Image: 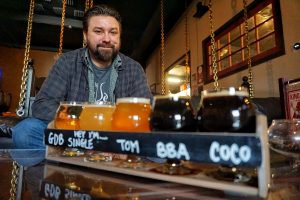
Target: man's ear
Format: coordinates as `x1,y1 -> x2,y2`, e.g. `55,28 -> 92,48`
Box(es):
83,32 -> 87,43
83,32 -> 87,47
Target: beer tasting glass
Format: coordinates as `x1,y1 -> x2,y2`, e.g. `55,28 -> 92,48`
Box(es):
197,87 -> 256,183
54,101 -> 84,157
80,101 -> 116,162
150,95 -> 197,175
197,87 -> 256,132
112,97 -> 151,132
80,101 -> 115,131
150,95 -> 197,132
268,119 -> 300,175
111,97 -> 151,168
54,101 -> 83,130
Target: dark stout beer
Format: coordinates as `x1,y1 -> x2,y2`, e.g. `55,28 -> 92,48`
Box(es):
150,95 -> 197,132
197,88 -> 256,132
150,95 -> 197,175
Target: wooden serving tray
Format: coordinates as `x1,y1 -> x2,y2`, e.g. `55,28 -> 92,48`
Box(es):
45,114 -> 270,198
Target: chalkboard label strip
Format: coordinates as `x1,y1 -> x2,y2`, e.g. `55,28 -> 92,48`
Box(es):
45,129 -> 262,167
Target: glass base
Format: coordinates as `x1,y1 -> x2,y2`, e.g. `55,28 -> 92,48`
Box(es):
84,152 -> 113,162
271,159 -> 300,178
61,148 -> 85,157
153,160 -> 194,175
270,147 -> 300,178
206,166 -> 254,184
118,156 -> 144,169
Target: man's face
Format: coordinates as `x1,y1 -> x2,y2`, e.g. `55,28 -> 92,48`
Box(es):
84,15 -> 121,65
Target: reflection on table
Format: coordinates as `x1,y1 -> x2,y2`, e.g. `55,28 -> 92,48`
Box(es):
0,149 -> 300,199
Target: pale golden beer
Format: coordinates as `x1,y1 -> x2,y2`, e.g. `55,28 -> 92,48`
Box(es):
111,97 -> 151,132
54,101 -> 84,157
80,102 -> 115,131
54,101 -> 83,130
80,102 -> 116,162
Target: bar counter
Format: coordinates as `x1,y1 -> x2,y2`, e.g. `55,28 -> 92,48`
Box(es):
0,149 -> 299,199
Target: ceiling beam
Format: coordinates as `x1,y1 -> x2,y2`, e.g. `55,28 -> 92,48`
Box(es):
13,14 -> 82,29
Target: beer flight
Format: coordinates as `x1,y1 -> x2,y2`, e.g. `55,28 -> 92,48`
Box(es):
54,87 -> 255,133
52,87 -> 257,176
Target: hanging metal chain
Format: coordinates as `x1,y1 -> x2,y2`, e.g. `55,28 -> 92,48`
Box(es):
243,0 -> 254,98
9,161 -> 20,200
83,0 -> 93,47
85,0 -> 89,12
208,0 -> 219,90
85,0 -> 90,12
58,0 -> 67,56
184,4 -> 189,96
160,0 -> 166,95
16,0 -> 35,117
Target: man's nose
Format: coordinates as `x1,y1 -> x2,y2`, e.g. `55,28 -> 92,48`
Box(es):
102,32 -> 110,42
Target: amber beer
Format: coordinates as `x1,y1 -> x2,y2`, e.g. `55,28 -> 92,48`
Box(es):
197,87 -> 256,132
80,102 -> 115,131
111,97 -> 151,132
54,101 -> 83,130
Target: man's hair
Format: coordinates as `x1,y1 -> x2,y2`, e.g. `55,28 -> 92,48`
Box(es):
83,4 -> 122,32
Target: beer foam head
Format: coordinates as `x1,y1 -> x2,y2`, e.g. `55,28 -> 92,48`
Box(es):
202,87 -> 249,97
83,101 -> 115,108
59,101 -> 84,106
153,95 -> 190,109
116,97 -> 150,104
154,95 -> 190,101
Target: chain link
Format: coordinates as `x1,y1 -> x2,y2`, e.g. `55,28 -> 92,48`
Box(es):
160,0 -> 166,95
58,0 -> 67,56
16,0 -> 35,117
85,0 -> 89,12
85,0 -> 90,12
9,161 -> 19,200
243,0 -> 254,98
208,0 -> 219,90
83,0 -> 93,47
83,0 -> 89,47
184,8 -> 189,96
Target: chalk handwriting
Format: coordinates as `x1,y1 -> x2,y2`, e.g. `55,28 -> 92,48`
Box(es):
116,139 -> 140,153
74,130 -> 86,138
209,141 -> 251,165
65,189 -> 91,200
68,138 -> 93,149
48,132 -> 64,146
88,131 -> 108,140
44,183 -> 61,200
156,142 -> 190,160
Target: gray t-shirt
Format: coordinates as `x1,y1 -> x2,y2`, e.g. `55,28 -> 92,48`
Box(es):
92,64 -> 112,102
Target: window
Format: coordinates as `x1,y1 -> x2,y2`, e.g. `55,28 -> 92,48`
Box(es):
165,53 -> 191,96
202,0 -> 284,83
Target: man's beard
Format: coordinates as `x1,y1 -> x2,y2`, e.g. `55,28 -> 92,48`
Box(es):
88,41 -> 119,62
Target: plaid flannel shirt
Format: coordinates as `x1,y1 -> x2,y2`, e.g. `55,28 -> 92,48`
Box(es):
32,48 -> 152,122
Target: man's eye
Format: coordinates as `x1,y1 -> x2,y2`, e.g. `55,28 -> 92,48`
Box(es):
94,30 -> 103,34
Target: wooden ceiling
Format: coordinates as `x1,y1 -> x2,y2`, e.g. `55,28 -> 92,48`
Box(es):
0,0 -> 192,66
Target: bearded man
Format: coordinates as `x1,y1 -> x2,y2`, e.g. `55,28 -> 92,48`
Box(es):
12,4 -> 152,149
